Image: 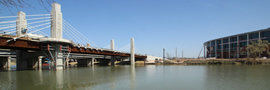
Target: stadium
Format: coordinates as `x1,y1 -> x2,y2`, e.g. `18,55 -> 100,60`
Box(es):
204,28 -> 270,59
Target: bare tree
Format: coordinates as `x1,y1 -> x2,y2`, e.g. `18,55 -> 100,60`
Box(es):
0,0 -> 55,14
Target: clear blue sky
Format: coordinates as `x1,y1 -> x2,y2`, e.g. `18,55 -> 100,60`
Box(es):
1,0 -> 270,58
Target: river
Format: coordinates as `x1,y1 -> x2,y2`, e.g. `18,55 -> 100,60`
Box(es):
0,65 -> 270,90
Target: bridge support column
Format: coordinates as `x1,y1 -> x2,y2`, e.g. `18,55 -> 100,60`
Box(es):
6,56 -> 11,68
55,51 -> 64,70
91,58 -> 95,66
0,57 -> 6,68
16,50 -> 27,70
38,56 -> 44,70
7,56 -> 11,68
111,56 -> 115,66
130,38 -> 135,65
0,56 -> 11,68
16,50 -> 44,70
66,59 -> 69,68
77,59 -> 91,67
99,59 -> 110,65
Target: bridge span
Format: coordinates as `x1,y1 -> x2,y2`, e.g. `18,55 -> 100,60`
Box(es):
0,3 -> 147,70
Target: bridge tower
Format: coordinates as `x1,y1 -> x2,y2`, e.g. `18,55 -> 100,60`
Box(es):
130,38 -> 135,65
50,3 -> 64,70
16,11 -> 27,37
111,40 -> 115,50
110,39 -> 115,65
51,3 -> 63,39
16,11 -> 41,70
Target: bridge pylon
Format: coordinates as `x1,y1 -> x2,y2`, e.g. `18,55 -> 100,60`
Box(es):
130,38 -> 135,65
111,39 -> 115,51
16,11 -> 27,37
50,3 -> 64,70
51,3 -> 63,39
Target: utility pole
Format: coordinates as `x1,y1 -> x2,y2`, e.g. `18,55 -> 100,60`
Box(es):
182,50 -> 183,59
175,47 -> 177,60
167,52 -> 170,59
163,48 -> 165,61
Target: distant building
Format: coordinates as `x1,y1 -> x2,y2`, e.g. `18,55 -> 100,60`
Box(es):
146,55 -> 163,60
145,55 -> 163,63
204,28 -> 270,59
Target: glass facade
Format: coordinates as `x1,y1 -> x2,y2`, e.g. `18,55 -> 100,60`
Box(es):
217,40 -> 221,50
239,35 -> 247,40
223,44 -> 229,52
205,28 -> 270,59
230,43 -> 237,51
249,33 -> 259,39
223,38 -> 229,43
261,31 -> 270,38
261,31 -> 270,42
230,37 -> 237,42
211,41 -> 215,46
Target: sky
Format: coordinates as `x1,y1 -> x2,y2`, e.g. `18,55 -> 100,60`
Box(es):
1,0 -> 270,58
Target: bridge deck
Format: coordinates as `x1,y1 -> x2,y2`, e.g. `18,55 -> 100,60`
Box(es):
0,36 -> 147,58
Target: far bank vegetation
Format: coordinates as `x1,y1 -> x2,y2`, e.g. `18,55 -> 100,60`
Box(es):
242,40 -> 270,64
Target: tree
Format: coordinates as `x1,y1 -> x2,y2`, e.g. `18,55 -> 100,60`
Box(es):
246,40 -> 270,60
0,0 -> 55,14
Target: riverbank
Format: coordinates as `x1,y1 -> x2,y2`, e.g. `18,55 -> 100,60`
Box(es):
64,59 -> 270,66
162,58 -> 270,65
9,58 -> 270,67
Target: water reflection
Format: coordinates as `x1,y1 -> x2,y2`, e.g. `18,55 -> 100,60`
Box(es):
0,71 -> 13,89
204,65 -> 270,90
146,65 -> 156,77
38,70 -> 43,85
0,65 -> 270,89
130,65 -> 136,90
56,71 -> 64,89
110,66 -> 116,90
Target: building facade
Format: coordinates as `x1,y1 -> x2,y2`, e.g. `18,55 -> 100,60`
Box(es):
204,28 -> 270,59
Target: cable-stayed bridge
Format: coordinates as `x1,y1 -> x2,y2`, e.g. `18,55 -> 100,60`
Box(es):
0,3 -> 146,70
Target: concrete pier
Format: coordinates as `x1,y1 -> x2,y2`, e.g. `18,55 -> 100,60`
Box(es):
7,56 -> 11,68
77,58 -> 92,67
16,50 -> 28,70
91,58 -> 95,66
111,56 -> 115,65
38,56 -> 44,70
99,59 -> 110,65
16,50 -> 45,70
0,56 -> 11,68
54,47 -> 64,70
66,59 -> 69,68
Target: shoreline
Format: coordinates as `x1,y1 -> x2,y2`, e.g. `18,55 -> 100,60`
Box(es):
9,59 -> 270,67
161,59 -> 270,65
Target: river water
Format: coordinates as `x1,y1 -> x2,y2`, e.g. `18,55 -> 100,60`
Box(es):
0,65 -> 270,90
